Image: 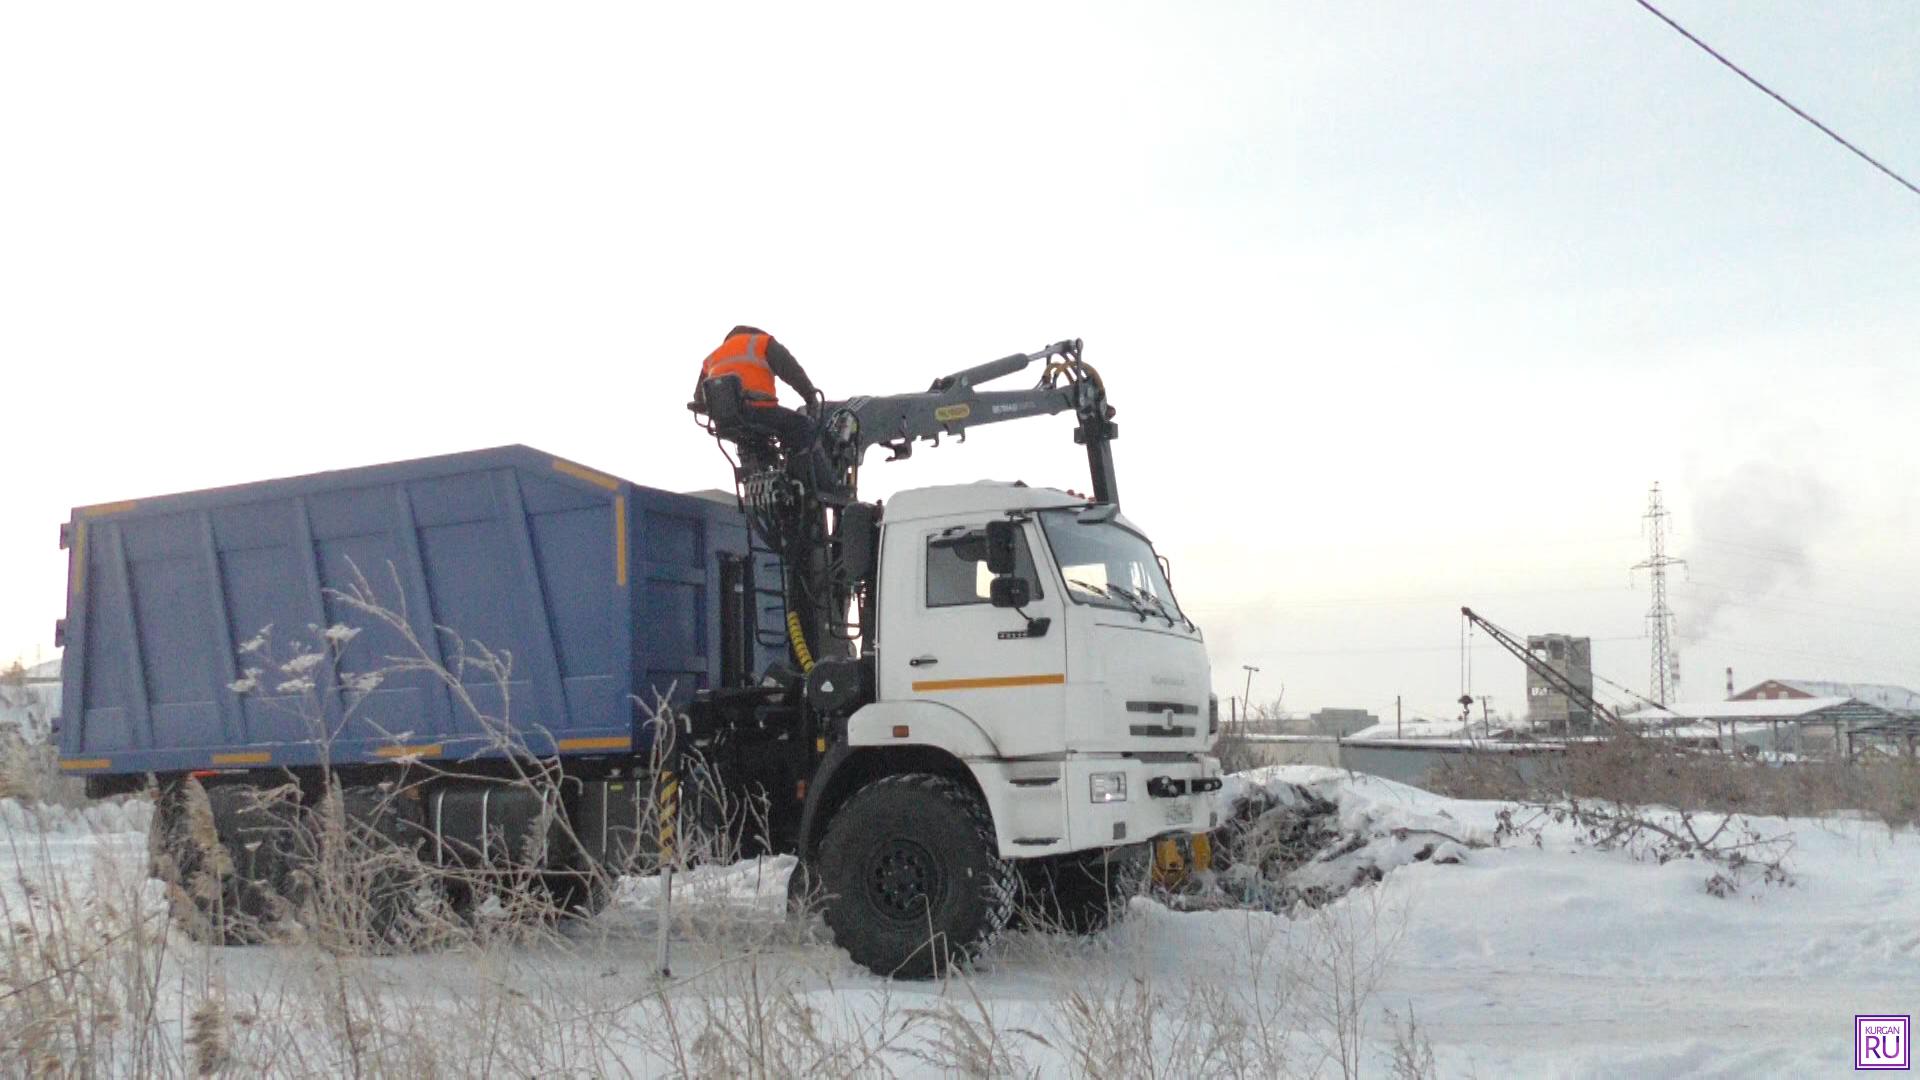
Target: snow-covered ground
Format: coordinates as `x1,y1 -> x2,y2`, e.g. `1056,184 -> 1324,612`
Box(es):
1231,768 -> 1919,1077
2,770 -> 1913,1077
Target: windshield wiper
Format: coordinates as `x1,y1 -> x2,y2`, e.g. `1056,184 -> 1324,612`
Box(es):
1113,584 -> 1177,627
1066,577 -> 1112,599
1069,577 -> 1150,620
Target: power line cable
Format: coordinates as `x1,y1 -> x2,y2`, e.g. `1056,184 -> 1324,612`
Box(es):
1249,635 -> 1647,658
1688,632 -> 1919,676
1684,537 -> 1920,591
1678,582 -> 1920,634
1689,535 -> 1826,562
1632,0 -> 1920,199
1183,582 -> 1634,614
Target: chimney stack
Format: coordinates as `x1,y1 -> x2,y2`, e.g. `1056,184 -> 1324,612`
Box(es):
1725,666 -> 1734,698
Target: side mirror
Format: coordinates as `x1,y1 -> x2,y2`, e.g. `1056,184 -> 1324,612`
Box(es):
989,575 -> 1031,609
985,520 -> 1018,575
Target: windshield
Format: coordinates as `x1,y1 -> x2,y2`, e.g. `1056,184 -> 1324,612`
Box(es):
1038,507 -> 1184,623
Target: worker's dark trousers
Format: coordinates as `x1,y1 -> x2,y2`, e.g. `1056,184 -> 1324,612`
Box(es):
744,405 -> 815,448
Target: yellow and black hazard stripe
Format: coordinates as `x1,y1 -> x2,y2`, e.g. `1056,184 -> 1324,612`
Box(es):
657,768 -> 679,864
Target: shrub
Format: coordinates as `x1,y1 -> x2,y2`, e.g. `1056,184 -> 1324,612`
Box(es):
1428,734 -> 1920,829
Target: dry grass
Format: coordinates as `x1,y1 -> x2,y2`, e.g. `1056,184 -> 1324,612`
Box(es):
0,803 -> 1439,1078
1427,734 -> 1811,896
1428,733 -> 1920,829
4,566 -> 1438,1076
0,812 -> 178,1074
0,728 -> 83,807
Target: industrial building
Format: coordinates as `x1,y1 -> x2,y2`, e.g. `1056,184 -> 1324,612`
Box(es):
1525,633 -> 1595,735
1731,679 -> 1920,716
1310,707 -> 1378,739
0,657 -> 61,737
1622,696 -> 1914,758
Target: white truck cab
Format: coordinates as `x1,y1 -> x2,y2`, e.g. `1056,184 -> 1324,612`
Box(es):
847,481 -> 1220,858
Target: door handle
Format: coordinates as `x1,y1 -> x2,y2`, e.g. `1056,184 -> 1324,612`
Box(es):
909,655 -> 939,667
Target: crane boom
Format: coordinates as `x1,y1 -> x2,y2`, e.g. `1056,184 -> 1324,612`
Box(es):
1461,607 -> 1624,732
820,338 -> 1119,504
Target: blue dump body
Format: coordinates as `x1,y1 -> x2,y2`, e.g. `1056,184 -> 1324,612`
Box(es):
57,446 -> 780,778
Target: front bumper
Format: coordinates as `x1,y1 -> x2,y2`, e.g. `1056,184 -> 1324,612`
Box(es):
970,753 -> 1222,860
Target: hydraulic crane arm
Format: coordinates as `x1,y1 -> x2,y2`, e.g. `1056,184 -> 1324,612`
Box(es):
698,335 -> 1120,678
819,338 -> 1121,504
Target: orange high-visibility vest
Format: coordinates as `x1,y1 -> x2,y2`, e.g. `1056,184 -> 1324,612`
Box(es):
700,332 -> 779,407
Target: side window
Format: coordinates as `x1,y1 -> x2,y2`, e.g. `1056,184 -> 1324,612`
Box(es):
925,525 -> 1044,608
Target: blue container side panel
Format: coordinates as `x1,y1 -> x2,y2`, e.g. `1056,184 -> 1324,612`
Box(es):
74,519 -> 141,756
406,474 -> 536,739
518,470 -> 624,740
214,502 -> 313,748
123,517 -> 225,755
631,491 -> 712,713
60,447 -> 673,775
526,489 -> 621,730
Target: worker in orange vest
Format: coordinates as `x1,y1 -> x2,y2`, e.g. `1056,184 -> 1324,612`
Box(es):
692,325 -> 821,445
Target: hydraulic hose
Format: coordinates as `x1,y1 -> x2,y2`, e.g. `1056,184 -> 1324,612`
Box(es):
786,610 -> 816,674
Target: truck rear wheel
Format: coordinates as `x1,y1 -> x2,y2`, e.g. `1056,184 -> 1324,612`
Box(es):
152,778 -> 235,944
816,773 -> 1016,979
313,785 -> 434,951
152,779 -> 295,945
540,865 -> 614,920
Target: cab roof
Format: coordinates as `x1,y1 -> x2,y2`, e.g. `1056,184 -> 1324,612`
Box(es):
881,481 -> 1086,523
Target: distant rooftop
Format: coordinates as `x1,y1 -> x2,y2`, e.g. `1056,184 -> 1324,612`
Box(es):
1349,714 -> 1524,741
1624,696 -> 1898,725
2,657 -> 60,683
1733,679 -> 1920,715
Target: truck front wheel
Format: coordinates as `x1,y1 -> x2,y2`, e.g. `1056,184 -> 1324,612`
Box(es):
816,773 -> 1016,979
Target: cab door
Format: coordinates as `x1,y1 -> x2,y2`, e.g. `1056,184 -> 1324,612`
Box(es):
877,515 -> 1067,758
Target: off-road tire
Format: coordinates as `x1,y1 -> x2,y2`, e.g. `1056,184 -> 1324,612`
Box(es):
816,773 -> 1016,979
541,866 -> 614,920
209,784 -> 301,941
439,877 -> 480,923
1016,844 -> 1149,935
320,784 -> 433,950
152,778 -> 230,944
152,778 -> 293,945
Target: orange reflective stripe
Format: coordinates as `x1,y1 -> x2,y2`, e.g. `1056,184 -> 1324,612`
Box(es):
911,673 -> 1067,692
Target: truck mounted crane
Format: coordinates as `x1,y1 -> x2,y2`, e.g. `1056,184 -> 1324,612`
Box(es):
687,338 -> 1220,977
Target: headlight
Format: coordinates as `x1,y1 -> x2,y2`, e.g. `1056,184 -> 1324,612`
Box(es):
1089,771 -> 1127,803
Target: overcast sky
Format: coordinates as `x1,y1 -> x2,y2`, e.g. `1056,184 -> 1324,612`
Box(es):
3,2 -> 1915,721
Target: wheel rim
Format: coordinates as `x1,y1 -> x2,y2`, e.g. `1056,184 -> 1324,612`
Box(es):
865,837 -> 941,921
